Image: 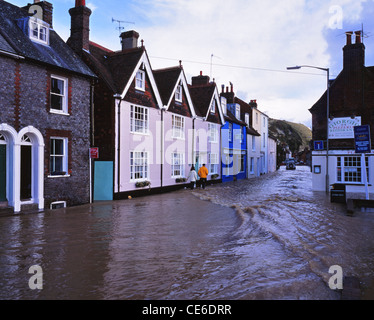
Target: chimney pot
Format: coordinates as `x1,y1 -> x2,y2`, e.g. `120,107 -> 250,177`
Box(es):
75,0 -> 86,6
355,31 -> 362,44
345,31 -> 353,45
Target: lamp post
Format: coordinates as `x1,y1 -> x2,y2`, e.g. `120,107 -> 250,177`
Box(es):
287,65 -> 330,193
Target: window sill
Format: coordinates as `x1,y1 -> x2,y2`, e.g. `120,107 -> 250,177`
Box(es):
48,175 -> 70,178
335,183 -> 372,186
130,131 -> 150,136
50,110 -> 69,116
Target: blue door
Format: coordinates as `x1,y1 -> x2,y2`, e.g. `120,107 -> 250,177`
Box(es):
94,161 -> 113,201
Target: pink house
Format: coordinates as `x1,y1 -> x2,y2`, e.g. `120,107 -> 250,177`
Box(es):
189,72 -> 225,182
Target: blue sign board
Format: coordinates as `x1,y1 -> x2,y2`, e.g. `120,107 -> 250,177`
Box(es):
314,140 -> 324,150
354,125 -> 371,153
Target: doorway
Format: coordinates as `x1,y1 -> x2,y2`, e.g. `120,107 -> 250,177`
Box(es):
0,145 -> 6,201
21,145 -> 32,200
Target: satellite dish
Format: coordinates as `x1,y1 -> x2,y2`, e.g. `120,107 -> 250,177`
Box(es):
29,5 -> 43,20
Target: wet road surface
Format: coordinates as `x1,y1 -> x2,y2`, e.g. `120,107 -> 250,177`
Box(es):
1,166 -> 374,300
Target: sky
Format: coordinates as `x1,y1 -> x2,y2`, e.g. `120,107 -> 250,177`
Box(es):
8,0 -> 374,127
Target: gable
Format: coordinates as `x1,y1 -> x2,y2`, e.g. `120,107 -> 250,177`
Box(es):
206,90 -> 224,125
119,50 -> 163,108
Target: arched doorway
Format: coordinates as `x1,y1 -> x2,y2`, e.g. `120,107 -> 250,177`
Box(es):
0,124 -> 17,209
0,133 -> 7,202
20,134 -> 32,200
17,127 -> 45,211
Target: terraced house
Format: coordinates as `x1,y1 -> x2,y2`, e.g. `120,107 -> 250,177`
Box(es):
67,1 -> 225,200
0,0 -> 95,212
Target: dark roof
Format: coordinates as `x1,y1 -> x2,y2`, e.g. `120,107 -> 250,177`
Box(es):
153,66 -> 182,105
225,109 -> 247,126
0,1 -> 95,78
188,83 -> 216,118
86,42 -> 144,94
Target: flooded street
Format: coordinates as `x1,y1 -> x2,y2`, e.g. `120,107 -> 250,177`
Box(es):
1,166 -> 374,300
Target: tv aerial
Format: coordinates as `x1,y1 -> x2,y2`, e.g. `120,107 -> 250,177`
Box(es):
112,18 -> 135,35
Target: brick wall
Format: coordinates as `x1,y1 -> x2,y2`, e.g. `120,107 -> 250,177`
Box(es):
0,55 -> 92,209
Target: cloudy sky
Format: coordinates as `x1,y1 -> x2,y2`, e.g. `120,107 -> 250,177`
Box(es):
8,0 -> 374,127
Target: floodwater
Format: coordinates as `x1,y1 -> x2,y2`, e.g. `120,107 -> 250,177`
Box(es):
1,166 -> 374,300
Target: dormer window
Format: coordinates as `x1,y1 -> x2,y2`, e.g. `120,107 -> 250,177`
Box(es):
29,17 -> 49,45
235,104 -> 240,119
245,113 -> 250,126
175,82 -> 182,102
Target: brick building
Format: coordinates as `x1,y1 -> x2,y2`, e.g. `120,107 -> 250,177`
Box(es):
0,0 -> 95,212
309,31 -> 374,199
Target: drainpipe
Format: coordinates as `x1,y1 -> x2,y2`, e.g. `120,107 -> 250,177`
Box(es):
192,116 -> 197,166
114,94 -> 122,194
89,81 -> 94,204
160,106 -> 167,187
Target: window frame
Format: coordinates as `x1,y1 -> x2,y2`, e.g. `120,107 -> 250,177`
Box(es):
221,97 -> 227,115
171,152 -> 185,178
135,70 -> 145,91
175,83 -> 182,103
211,99 -> 216,114
130,104 -> 149,135
49,137 -> 68,177
29,17 -> 49,45
172,114 -> 185,140
337,156 -> 369,184
130,151 -> 149,182
245,113 -> 250,126
50,75 -> 68,115
209,153 -> 219,175
208,123 -> 218,143
235,105 -> 240,119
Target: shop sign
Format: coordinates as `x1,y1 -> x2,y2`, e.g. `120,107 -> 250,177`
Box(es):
328,117 -> 361,139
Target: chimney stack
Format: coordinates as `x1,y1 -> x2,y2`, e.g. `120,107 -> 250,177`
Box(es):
191,72 -> 210,86
67,1 -> 92,53
343,30 -> 365,71
25,1 -> 53,27
120,30 -> 139,50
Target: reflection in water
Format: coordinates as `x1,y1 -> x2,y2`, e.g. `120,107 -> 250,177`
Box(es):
0,166 -> 373,299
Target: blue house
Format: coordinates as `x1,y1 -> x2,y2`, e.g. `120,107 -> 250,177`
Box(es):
220,91 -> 247,182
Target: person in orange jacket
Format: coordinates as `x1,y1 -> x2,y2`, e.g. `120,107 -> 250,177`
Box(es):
198,164 -> 209,189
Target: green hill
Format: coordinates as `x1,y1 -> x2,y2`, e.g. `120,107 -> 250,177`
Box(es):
269,119 -> 312,154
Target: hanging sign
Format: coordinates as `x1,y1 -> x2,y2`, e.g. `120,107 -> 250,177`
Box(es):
89,147 -> 99,159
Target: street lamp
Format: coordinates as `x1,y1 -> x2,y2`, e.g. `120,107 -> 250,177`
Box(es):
287,65 -> 330,193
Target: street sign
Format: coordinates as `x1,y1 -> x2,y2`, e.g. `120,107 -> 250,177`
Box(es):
90,147 -> 99,159
314,140 -> 324,150
354,125 -> 371,154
